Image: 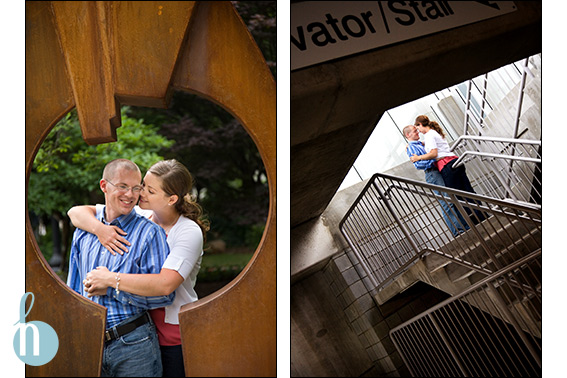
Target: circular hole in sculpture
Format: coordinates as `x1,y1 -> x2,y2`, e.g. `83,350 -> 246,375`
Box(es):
27,91 -> 268,298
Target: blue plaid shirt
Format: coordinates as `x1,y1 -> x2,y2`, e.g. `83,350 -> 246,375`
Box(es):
67,206 -> 174,329
407,140 -> 436,170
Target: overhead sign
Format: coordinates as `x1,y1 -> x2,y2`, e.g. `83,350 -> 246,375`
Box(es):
291,1 -> 517,71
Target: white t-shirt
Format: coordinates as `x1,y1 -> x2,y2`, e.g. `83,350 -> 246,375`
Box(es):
96,204 -> 203,324
423,129 -> 455,159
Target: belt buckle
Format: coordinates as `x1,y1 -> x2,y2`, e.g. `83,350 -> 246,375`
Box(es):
105,327 -> 119,342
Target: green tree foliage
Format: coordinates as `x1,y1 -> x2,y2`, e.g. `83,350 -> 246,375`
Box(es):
29,108 -> 174,217
233,1 -> 277,77
156,97 -> 269,247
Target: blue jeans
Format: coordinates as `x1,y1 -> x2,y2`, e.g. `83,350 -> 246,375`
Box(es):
425,169 -> 469,236
101,314 -> 162,377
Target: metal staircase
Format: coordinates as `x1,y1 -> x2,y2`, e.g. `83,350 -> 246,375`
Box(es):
340,172 -> 541,295
339,55 -> 541,376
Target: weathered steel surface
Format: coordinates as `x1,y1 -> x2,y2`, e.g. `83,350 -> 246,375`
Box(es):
26,2 -> 106,376
26,1 -> 276,376
173,3 -> 277,376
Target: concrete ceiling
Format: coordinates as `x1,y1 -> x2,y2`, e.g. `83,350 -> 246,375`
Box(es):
290,1 -> 541,228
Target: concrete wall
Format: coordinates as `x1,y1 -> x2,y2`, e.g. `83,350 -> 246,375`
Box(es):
291,172 -> 451,377
291,263 -> 375,377
291,244 -> 451,377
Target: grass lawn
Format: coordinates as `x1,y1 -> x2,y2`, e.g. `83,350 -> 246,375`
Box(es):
201,252 -> 254,268
198,251 -> 254,282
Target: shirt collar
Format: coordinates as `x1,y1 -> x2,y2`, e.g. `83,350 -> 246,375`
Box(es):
99,206 -> 137,228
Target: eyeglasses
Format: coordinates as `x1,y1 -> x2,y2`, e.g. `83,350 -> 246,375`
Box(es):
106,180 -> 143,194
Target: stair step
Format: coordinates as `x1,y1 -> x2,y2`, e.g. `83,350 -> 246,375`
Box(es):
423,252 -> 451,272
436,215 -> 540,276
445,261 -> 477,282
468,271 -> 489,286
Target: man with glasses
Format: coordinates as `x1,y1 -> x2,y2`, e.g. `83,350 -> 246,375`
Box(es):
67,159 -> 174,377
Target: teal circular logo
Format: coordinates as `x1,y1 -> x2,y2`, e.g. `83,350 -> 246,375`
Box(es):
13,293 -> 59,366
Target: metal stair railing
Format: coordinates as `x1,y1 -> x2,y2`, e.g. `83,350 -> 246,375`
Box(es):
450,135 -> 542,205
390,249 -> 542,377
462,56 -> 538,139
339,173 -> 541,293
457,55 -> 541,207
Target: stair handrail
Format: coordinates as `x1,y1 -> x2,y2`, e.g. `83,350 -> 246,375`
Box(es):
451,134 -> 541,151
452,150 -> 540,168
339,172 -> 541,292
381,178 -> 541,214
371,172 -> 542,219
449,135 -> 541,203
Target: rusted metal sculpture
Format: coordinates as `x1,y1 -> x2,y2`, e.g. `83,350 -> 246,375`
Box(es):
25,1 -> 276,376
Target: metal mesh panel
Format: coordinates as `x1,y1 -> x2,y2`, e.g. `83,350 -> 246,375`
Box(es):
390,251 -> 542,377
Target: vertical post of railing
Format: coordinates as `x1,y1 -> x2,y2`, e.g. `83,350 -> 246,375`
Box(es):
339,176 -> 391,291
373,180 -> 423,258
463,138 -> 519,201
463,79 -> 472,136
512,58 -> 530,139
429,313 -> 469,377
340,222 -> 381,290
448,193 -> 504,272
506,58 -> 530,197
479,73 -> 489,129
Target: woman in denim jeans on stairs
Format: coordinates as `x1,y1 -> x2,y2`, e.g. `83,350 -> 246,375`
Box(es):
409,115 -> 488,226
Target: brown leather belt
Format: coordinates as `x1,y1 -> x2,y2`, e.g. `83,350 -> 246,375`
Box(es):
105,312 -> 151,342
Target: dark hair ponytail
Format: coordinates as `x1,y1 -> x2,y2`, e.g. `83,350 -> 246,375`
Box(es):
178,193 -> 210,243
415,115 -> 446,139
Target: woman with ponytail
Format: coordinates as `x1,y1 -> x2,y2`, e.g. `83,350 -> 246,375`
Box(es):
68,159 -> 209,377
410,115 -> 487,225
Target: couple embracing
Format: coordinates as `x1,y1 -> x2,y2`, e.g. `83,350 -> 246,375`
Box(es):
67,158 -> 208,377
